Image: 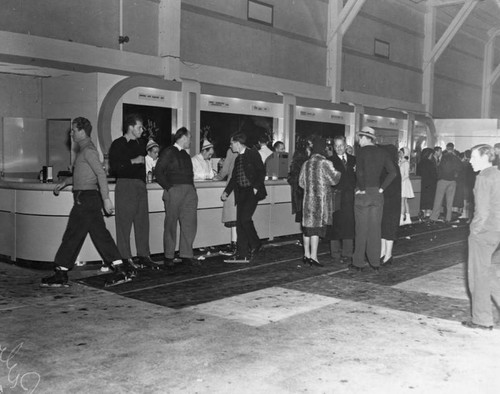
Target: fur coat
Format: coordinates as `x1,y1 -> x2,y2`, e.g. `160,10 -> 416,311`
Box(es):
299,153 -> 341,229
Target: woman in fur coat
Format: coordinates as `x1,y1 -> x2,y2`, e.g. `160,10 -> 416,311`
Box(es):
299,137 -> 341,267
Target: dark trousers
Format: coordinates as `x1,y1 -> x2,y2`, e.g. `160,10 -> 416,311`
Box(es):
236,187 -> 260,258
468,231 -> 500,327
330,239 -> 354,258
163,184 -> 198,259
54,190 -> 122,269
353,187 -> 384,267
115,178 -> 150,259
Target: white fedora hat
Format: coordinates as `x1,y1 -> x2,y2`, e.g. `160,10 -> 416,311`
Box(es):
201,139 -> 213,150
358,126 -> 376,140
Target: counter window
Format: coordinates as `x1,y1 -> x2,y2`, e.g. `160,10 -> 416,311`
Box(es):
295,120 -> 345,146
200,111 -> 274,158
123,104 -> 173,150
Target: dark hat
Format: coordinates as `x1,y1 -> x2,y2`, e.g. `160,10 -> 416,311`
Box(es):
311,137 -> 327,155
358,126 -> 376,140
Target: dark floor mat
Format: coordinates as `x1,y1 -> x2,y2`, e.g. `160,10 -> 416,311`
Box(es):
76,221 -> 469,309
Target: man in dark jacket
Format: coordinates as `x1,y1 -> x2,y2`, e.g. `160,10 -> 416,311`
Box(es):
109,114 -> 158,270
221,132 -> 267,263
155,127 -> 198,267
352,127 -> 397,271
327,136 -> 356,264
429,142 -> 462,223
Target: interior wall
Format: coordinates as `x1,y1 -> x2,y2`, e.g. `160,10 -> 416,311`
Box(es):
491,91 -> 500,119
342,0 -> 423,105
0,0 -> 158,56
42,73 -> 100,157
180,0 -> 327,85
0,74 -> 42,118
433,24 -> 485,118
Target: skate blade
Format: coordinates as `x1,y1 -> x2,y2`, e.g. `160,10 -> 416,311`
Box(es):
223,258 -> 250,264
141,264 -> 161,270
104,277 -> 133,287
39,283 -> 70,288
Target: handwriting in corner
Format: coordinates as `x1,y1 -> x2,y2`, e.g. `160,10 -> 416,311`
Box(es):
0,341 -> 41,394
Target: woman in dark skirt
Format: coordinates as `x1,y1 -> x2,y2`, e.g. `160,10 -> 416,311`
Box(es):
417,147 -> 437,219
287,139 -> 310,223
380,144 -> 402,265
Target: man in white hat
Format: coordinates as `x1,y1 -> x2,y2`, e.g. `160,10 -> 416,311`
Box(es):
192,139 -> 216,180
351,126 -> 397,272
145,139 -> 160,175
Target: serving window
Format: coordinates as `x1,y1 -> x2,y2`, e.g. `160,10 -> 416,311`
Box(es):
200,111 -> 274,158
295,119 -> 345,146
123,103 -> 173,149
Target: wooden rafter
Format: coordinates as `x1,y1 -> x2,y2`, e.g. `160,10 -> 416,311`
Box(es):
425,0 -> 478,66
327,0 -> 366,103
422,0 -> 480,113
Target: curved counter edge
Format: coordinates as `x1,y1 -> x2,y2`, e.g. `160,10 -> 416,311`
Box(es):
0,179 -> 300,264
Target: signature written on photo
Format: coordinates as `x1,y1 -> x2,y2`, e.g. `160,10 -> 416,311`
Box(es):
0,341 -> 41,393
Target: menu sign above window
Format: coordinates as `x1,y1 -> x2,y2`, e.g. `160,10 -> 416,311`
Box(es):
300,110 -> 316,117
251,104 -> 270,113
138,92 -> 165,102
208,100 -> 230,108
363,115 -> 404,129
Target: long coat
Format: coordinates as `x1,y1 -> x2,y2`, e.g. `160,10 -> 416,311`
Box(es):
217,148 -> 238,223
416,157 -> 437,210
287,150 -> 308,222
327,152 -> 356,239
380,145 -> 402,240
299,153 -> 341,229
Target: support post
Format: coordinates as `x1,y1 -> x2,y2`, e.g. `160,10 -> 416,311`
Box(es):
159,0 -> 181,81
481,29 -> 500,118
181,80 -> 201,155
326,0 -> 366,103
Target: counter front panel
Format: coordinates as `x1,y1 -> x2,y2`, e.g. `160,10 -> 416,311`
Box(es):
0,179 -> 299,264
0,177 -> 422,265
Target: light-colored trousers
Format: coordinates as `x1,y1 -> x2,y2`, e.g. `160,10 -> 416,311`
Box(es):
467,231 -> 500,327
163,184 -> 198,259
430,179 -> 456,222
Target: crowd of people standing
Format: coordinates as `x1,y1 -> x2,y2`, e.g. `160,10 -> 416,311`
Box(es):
286,127 -> 493,272
38,115 -> 500,333
417,143 -> 476,224
289,127 -> 404,271
40,114 -> 500,329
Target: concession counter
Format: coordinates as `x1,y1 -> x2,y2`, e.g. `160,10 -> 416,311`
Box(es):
0,179 -> 300,265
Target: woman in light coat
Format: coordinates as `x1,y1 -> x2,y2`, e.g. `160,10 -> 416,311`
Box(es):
214,147 -> 239,256
299,137 -> 341,266
399,147 -> 414,225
